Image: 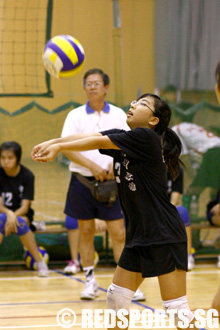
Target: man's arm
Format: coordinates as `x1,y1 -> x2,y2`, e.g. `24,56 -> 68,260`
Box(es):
62,150 -> 109,182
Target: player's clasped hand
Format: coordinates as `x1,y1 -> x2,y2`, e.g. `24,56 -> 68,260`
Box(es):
31,143 -> 59,163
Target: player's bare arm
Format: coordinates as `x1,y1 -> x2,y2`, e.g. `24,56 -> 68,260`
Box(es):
31,132 -> 102,158
32,135 -> 120,162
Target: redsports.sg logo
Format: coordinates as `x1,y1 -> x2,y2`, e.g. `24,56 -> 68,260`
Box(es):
57,307 -> 219,328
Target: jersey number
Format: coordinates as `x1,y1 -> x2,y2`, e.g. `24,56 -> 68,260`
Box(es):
2,192 -> 13,206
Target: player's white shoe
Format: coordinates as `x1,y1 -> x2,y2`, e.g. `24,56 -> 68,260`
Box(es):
188,254 -> 195,271
37,260 -> 50,277
132,288 -> 146,301
64,260 -> 81,274
80,278 -> 99,300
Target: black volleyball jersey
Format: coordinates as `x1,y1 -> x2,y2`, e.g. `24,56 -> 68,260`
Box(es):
100,127 -> 187,247
0,164 -> 34,221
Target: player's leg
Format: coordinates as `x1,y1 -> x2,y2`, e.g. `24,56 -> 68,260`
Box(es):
105,219 -> 146,301
157,243 -> 197,329
0,214 -> 5,244
158,269 -> 199,329
19,222 -> 49,277
0,213 -> 49,277
64,215 -> 80,274
106,246 -> 147,329
107,265 -> 144,330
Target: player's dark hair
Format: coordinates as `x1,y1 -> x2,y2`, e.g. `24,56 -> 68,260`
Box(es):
215,61 -> 220,88
137,93 -> 184,179
0,141 -> 22,165
83,68 -> 110,86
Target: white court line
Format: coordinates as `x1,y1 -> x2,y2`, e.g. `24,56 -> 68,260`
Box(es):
47,200 -> 65,206
35,200 -> 64,206
194,263 -> 219,268
34,212 -> 60,221
0,269 -> 219,282
0,276 -> 67,281
0,273 -> 114,281
187,270 -> 220,275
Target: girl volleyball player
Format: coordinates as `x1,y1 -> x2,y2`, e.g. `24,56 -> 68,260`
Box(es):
0,141 -> 49,277
32,93 -> 198,329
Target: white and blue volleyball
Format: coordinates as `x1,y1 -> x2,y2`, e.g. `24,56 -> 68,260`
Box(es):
24,246 -> 49,270
43,35 -> 85,79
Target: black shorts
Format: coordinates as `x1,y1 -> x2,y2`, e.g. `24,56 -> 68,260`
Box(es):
118,242 -> 187,278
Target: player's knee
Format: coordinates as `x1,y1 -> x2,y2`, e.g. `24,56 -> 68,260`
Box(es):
65,215 -> 78,230
106,283 -> 134,312
163,295 -> 194,326
0,213 -> 7,235
17,217 -> 30,236
176,206 -> 191,227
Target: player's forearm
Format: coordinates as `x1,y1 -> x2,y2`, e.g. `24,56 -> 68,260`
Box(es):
59,132 -> 102,144
14,206 -> 29,217
0,204 -> 14,216
42,133 -> 101,147
58,136 -> 119,152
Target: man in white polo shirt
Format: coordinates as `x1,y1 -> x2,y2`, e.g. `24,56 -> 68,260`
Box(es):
61,68 -> 145,301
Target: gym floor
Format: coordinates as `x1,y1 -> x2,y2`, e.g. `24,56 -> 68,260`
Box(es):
0,262 -> 219,330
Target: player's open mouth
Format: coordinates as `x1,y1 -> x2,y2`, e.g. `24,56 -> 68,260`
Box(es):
127,110 -> 133,117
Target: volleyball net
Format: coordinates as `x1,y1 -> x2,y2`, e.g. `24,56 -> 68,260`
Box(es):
0,0 -> 53,97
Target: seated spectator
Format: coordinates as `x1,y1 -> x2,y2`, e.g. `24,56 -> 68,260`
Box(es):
0,141 -> 49,277
172,122 -> 220,199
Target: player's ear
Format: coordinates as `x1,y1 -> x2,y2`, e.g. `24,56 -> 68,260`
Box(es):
149,116 -> 159,126
215,83 -> 220,104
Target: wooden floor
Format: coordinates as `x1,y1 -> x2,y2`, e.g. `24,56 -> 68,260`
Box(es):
0,262 -> 220,330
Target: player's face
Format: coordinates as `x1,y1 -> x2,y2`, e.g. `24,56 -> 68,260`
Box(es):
84,74 -> 109,102
0,150 -> 18,174
126,97 -> 158,129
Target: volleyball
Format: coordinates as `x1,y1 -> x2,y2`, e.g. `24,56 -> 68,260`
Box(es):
24,246 -> 49,270
42,35 -> 85,79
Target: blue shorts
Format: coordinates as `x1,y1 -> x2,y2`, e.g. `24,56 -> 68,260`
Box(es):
64,173 -> 123,220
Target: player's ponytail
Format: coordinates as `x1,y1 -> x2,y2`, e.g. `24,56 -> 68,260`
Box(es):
162,128 -> 184,179
137,93 -> 184,178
